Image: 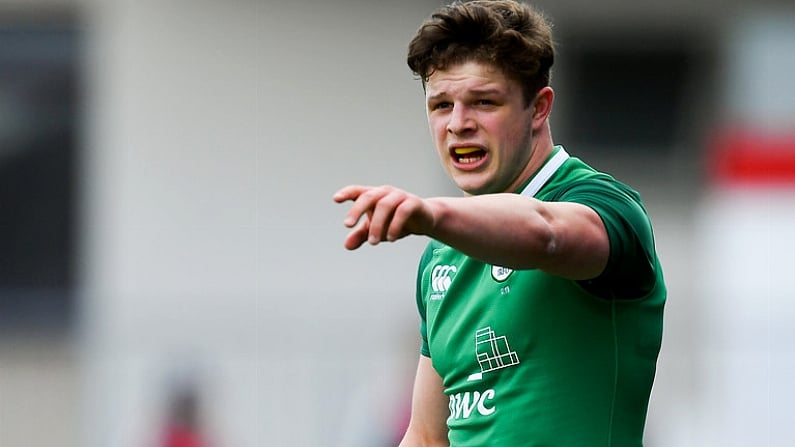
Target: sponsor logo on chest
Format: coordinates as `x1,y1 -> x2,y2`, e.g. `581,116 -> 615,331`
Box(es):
429,263 -> 513,301
449,389 -> 496,420
448,327 -> 521,421
430,264 -> 457,300
491,265 -> 513,282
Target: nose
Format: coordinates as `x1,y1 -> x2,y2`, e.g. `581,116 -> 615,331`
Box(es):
447,104 -> 476,135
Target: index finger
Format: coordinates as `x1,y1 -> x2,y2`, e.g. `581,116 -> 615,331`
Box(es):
333,185 -> 369,203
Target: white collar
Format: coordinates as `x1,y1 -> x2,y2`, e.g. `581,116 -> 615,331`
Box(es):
519,148 -> 570,198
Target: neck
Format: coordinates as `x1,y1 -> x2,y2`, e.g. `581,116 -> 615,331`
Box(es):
512,122 -> 555,192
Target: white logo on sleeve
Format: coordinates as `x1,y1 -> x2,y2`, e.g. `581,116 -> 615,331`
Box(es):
430,264 -> 457,300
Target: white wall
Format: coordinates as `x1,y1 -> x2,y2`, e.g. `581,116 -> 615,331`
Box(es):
68,1 -> 795,447
81,1 -> 440,446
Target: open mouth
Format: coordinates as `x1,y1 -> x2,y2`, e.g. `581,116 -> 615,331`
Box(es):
452,146 -> 486,164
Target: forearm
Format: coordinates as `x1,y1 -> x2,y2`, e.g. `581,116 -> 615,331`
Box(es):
424,193 -> 607,279
398,428 -> 450,447
399,356 -> 450,447
334,184 -> 607,279
425,194 -> 557,269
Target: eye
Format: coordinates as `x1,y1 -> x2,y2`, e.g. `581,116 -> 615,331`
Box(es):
476,99 -> 495,106
431,101 -> 452,111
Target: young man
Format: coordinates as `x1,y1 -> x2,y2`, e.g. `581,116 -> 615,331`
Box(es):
334,1 -> 665,445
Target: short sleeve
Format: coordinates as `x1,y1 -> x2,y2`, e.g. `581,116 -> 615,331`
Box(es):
559,179 -> 659,299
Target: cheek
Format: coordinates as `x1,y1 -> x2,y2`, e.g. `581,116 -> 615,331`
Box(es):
429,120 -> 447,148
498,117 -> 532,147
478,115 -> 505,137
429,116 -> 444,134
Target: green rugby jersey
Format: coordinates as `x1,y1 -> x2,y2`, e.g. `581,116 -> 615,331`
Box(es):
416,146 -> 666,446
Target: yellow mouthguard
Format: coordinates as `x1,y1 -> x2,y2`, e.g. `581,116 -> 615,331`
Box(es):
454,147 -> 480,155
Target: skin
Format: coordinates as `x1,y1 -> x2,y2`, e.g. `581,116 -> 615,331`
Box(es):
333,61 -> 610,446
425,61 -> 543,196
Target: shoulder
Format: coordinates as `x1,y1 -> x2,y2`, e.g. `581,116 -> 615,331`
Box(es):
545,156 -> 662,299
547,157 -> 648,225
549,156 -> 640,199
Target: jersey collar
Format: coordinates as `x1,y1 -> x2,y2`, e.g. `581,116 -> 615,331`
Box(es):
518,146 -> 570,198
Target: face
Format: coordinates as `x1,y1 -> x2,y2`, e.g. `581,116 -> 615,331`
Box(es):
425,61 -> 545,195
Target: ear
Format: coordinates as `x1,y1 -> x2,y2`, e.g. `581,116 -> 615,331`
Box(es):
531,86 -> 554,131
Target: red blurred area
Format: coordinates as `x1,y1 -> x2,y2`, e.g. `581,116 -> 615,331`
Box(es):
161,426 -> 209,447
709,127 -> 795,185
158,387 -> 210,447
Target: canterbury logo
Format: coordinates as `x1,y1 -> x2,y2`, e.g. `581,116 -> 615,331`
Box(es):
431,264 -> 458,294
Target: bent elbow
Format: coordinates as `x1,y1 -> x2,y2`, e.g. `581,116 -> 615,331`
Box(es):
537,218 -> 559,259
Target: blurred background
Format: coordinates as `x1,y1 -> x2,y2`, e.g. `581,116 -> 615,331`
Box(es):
0,0 -> 793,446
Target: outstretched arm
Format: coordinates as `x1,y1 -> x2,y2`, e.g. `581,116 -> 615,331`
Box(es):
333,185 -> 608,280
399,356 -> 450,447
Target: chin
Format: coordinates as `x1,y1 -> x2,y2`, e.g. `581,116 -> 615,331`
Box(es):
454,180 -> 492,196
449,170 -> 499,195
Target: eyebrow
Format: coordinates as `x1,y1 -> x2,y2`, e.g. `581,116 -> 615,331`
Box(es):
426,87 -> 505,102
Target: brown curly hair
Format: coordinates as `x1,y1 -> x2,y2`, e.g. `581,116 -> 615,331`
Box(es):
407,0 -> 554,107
